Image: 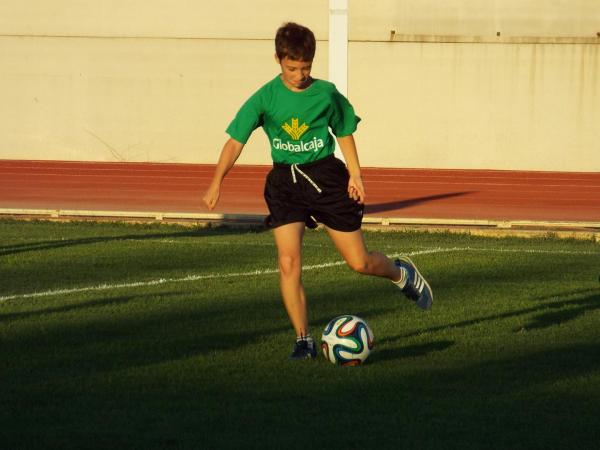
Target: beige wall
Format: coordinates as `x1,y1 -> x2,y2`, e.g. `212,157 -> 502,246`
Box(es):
0,1 -> 599,171
350,0 -> 600,40
351,41 -> 599,170
0,1 -> 328,39
348,0 -> 600,170
0,1 -> 328,165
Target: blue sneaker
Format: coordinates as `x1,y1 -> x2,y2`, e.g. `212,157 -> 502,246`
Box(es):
394,257 -> 433,310
289,338 -> 317,360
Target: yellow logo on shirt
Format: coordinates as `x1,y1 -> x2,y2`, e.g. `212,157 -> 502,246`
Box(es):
282,118 -> 309,140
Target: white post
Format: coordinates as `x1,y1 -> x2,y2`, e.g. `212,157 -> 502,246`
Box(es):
329,0 -> 348,159
329,0 -> 348,97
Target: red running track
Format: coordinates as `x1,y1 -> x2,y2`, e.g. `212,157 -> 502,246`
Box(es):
1,159 -> 600,223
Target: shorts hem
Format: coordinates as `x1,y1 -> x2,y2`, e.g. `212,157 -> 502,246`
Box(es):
318,221 -> 362,232
263,216 -> 308,230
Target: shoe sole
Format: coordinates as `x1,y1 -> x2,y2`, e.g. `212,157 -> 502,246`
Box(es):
396,255 -> 433,310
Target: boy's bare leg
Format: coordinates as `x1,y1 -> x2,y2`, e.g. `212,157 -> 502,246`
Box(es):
324,226 -> 401,280
272,222 -> 309,336
325,226 -> 433,309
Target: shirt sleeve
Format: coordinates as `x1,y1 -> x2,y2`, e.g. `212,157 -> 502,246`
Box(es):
225,91 -> 264,144
329,87 -> 361,137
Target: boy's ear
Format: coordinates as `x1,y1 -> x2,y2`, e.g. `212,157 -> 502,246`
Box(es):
274,53 -> 281,64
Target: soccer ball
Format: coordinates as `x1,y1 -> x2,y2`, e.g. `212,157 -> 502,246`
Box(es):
321,315 -> 374,366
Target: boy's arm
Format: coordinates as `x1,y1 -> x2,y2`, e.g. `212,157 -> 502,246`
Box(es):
202,137 -> 245,210
336,134 -> 365,204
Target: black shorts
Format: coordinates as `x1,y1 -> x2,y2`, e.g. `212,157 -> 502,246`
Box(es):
264,154 -> 364,232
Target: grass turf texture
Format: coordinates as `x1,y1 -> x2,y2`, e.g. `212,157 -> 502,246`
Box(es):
1,219 -> 599,449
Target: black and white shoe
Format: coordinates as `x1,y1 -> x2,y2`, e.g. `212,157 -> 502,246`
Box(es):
394,257 -> 433,310
289,337 -> 317,360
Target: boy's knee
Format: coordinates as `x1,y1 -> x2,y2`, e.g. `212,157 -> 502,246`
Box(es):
347,257 -> 370,275
278,254 -> 301,277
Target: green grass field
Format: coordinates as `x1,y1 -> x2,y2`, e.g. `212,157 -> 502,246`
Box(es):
1,219 -> 599,449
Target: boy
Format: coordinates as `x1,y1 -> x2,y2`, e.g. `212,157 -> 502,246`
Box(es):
203,22 -> 433,360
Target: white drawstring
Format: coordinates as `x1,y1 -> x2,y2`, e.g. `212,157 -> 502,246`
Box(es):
290,164 -> 322,194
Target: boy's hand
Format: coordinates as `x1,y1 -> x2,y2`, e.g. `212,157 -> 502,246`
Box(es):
202,184 -> 220,210
348,175 -> 365,204
203,138 -> 244,211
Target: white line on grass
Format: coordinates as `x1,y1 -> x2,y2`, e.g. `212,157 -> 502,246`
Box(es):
0,246 -> 597,303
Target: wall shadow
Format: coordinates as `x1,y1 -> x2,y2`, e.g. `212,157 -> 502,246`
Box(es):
365,191 -> 475,214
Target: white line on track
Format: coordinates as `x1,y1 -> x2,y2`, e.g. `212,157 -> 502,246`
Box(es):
0,246 -> 597,303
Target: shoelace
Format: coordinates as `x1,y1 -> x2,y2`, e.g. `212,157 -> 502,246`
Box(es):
290,164 -> 322,193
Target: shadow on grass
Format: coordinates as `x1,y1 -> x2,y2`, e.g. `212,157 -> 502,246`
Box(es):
0,292 -> 185,323
4,341 -> 600,449
3,286 -> 600,448
2,294 -> 287,381
2,280 -> 394,384
0,224 -> 267,257
380,288 -> 600,345
523,291 -> 600,330
382,344 -> 600,448
372,340 -> 455,363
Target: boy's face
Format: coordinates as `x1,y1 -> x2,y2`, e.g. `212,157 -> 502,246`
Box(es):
276,56 -> 313,91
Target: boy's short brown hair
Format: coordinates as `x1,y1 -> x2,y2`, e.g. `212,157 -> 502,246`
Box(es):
275,22 -> 316,62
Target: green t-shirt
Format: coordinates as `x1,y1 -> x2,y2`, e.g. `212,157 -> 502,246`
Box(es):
226,75 -> 361,164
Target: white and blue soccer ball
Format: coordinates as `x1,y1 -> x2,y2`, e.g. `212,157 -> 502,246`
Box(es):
321,315 -> 374,366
